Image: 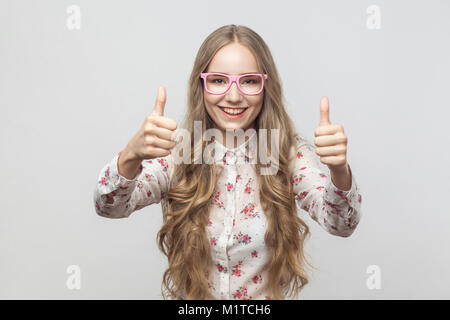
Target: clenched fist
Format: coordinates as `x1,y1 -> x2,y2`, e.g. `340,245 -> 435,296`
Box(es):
314,97 -> 349,171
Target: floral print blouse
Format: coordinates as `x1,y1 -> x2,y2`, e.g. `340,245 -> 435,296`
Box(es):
93,131 -> 362,300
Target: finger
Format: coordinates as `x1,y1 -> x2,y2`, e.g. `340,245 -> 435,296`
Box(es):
315,144 -> 346,157
150,115 -> 178,131
319,155 -> 347,167
147,135 -> 177,150
314,124 -> 343,137
319,96 -> 331,126
145,146 -> 171,159
150,86 -> 166,117
314,133 -> 347,147
150,125 -> 179,143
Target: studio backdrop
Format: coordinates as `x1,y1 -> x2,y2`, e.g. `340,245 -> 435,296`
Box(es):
1,0 -> 449,299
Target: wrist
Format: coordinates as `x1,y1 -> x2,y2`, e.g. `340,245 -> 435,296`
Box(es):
120,145 -> 140,163
329,162 -> 349,174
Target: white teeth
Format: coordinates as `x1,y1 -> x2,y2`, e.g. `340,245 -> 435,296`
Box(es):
220,107 -> 246,115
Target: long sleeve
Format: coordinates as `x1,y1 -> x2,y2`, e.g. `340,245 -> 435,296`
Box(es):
290,135 -> 362,237
93,151 -> 173,219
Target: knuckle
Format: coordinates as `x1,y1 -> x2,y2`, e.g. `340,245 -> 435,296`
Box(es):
145,135 -> 154,145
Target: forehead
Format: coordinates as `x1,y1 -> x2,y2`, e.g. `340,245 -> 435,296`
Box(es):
207,42 -> 259,74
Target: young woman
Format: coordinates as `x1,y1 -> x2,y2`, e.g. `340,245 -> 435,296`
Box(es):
93,24 -> 362,300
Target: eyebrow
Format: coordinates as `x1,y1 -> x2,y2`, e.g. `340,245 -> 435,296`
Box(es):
208,72 -> 260,75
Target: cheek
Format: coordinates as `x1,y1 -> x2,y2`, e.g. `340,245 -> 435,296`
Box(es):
204,93 -> 221,107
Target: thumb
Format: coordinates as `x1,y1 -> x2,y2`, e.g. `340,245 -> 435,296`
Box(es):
319,96 -> 331,126
150,86 -> 166,117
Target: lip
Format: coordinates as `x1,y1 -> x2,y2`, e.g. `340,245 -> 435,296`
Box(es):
218,106 -> 248,119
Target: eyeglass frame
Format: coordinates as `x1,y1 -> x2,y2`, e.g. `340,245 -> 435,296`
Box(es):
200,72 -> 269,96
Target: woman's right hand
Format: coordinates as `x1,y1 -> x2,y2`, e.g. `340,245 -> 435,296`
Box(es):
125,86 -> 178,161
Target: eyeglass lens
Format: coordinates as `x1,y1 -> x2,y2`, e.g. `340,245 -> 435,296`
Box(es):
205,74 -> 263,94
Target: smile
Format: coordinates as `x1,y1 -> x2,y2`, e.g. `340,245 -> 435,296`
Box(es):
218,106 -> 248,118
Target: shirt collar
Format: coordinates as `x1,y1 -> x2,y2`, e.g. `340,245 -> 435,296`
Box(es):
211,131 -> 257,164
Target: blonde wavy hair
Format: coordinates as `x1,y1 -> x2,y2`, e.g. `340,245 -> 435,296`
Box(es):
157,24 -> 314,300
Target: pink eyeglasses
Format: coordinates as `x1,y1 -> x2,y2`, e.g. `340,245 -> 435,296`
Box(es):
200,72 -> 269,95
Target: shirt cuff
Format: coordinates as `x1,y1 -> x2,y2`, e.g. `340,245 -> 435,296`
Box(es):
324,164 -> 361,210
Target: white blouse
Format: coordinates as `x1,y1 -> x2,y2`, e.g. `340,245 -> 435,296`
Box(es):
93,131 -> 362,300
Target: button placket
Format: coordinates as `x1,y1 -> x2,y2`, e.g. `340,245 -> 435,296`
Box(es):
225,152 -> 238,299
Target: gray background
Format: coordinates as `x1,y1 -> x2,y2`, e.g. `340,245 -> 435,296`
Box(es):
1,0 -> 449,299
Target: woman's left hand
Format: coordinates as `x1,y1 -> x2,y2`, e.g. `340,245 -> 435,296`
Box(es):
313,97 -> 349,172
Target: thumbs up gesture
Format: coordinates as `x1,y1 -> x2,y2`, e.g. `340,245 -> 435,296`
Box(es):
314,97 -> 349,171
124,86 -> 179,161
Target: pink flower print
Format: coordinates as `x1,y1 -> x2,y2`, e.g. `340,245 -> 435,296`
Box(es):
146,191 -> 152,198
216,263 -> 227,273
210,237 -> 217,246
157,158 -> 168,171
137,181 -> 144,191
295,191 -> 308,201
235,232 -> 252,244
319,173 -> 327,178
106,167 -> 110,178
297,151 -> 303,159
222,151 -> 232,165
251,250 -> 258,258
236,174 -> 241,183
119,185 -> 129,190
232,286 -> 252,300
207,219 -> 212,226
358,194 -> 362,203
145,173 -> 153,180
300,166 -> 307,171
210,191 -> 225,209
316,186 -> 324,190
240,203 -> 260,219
226,182 -> 234,191
231,261 -> 243,277
335,190 -> 347,199
244,178 -> 254,194
252,274 -> 263,284
325,199 -> 338,210
291,174 -> 304,185
100,177 -> 106,186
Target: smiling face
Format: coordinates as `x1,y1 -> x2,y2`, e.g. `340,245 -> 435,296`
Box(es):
203,42 -> 264,147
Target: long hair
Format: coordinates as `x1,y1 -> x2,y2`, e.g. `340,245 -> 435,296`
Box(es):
157,24 -> 314,300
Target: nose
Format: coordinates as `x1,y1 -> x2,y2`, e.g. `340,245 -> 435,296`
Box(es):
225,81 -> 243,102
